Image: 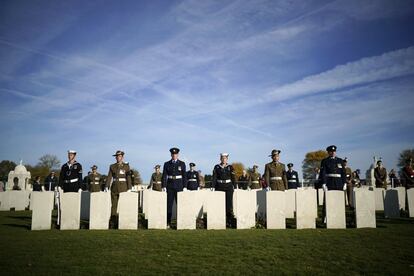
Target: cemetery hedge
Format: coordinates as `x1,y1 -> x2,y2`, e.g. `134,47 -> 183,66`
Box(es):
0,211 -> 413,275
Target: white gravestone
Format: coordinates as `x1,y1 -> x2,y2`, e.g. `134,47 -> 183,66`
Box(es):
60,192 -> 81,230
326,191 -> 346,229
206,191 -> 226,230
284,189 -> 296,219
233,190 -> 256,229
354,189 -> 376,228
296,189 -> 317,229
80,191 -> 91,221
147,190 -> 167,229
8,190 -> 31,211
394,187 -> 406,210
195,190 -> 210,219
266,191 -> 285,229
0,191 -> 10,211
118,192 -> 139,230
177,191 -> 199,230
374,188 -> 385,211
407,188 -> 414,218
89,192 -> 111,230
256,189 -> 267,219
31,191 -> 54,230
317,188 -> 324,206
384,189 -> 400,218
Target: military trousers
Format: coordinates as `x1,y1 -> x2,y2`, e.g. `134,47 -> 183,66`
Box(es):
216,186 -> 234,216
167,186 -> 183,224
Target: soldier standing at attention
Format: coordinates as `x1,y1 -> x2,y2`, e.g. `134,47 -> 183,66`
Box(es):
44,171 -> 58,191
374,160 -> 387,189
212,153 -> 236,225
401,159 -> 414,188
148,165 -> 163,191
186,163 -> 200,191
162,147 -> 187,228
87,165 -> 102,193
238,170 -> 249,190
344,158 -> 354,207
59,150 -> 83,193
319,145 -> 346,192
249,165 -> 261,190
286,163 -> 299,189
105,150 -> 132,229
264,149 -> 288,191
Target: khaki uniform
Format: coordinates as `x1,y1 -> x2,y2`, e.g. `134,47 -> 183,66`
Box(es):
106,162 -> 132,216
249,171 -> 261,189
88,172 -> 102,193
264,162 -> 287,191
149,172 -> 163,191
374,167 -> 387,189
345,167 -> 353,206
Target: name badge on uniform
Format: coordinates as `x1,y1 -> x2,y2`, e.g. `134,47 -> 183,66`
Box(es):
74,165 -> 78,170
337,164 -> 342,168
119,169 -> 125,175
292,175 -> 296,178
178,166 -> 182,171
346,174 -> 350,177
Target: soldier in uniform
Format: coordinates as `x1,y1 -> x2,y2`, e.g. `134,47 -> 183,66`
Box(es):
162,147 -> 187,227
249,165 -> 261,189
148,165 -> 163,191
87,165 -> 102,193
212,153 -> 236,224
59,150 -> 83,193
344,158 -> 354,207
286,163 -> 299,189
105,150 -> 132,228
319,145 -> 346,191
374,160 -> 387,189
44,171 -> 58,191
264,149 -> 288,191
32,176 -> 42,191
186,163 -> 200,191
401,159 -> 414,188
238,170 -> 249,190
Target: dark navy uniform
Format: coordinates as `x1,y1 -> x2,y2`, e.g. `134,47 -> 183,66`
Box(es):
44,173 -> 58,191
186,169 -> 199,190
162,148 -> 187,225
212,162 -> 236,216
32,180 -> 42,191
59,161 -> 83,193
319,148 -> 346,191
286,163 -> 299,189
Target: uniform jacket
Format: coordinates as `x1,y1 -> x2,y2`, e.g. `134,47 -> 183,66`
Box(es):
212,164 -> 236,190
319,157 -> 346,190
162,159 -> 187,190
106,162 -> 132,193
59,161 -> 83,192
286,169 -> 299,189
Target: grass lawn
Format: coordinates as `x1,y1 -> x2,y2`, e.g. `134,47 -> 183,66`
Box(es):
0,210 -> 413,275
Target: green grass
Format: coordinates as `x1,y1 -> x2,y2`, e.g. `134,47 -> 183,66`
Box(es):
0,211 -> 414,275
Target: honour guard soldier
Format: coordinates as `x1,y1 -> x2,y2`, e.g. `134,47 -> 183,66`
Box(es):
87,165 -> 102,193
212,153 -> 236,224
374,160 -> 387,189
59,150 -> 83,193
344,158 -> 354,207
286,163 -> 299,189
401,159 -> 414,188
44,171 -> 58,191
249,165 -> 261,189
186,163 -> 200,190
238,170 -> 249,190
148,165 -> 163,191
162,147 -> 187,227
319,145 -> 346,191
264,150 -> 288,191
105,150 -> 132,228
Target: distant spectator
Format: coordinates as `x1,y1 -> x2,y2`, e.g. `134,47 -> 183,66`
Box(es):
44,171 -> 58,191
388,169 -> 400,187
32,176 -> 42,191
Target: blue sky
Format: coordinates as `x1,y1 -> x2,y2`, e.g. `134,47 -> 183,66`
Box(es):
1,0 -> 414,182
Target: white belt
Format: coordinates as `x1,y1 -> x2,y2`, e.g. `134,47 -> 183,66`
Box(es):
270,177 -> 282,180
168,175 -> 182,179
251,181 -> 259,184
327,174 -> 341,178
91,182 -> 99,185
188,179 -> 197,182
64,178 -> 78,183
217,179 -> 231,183
117,178 -> 126,182
288,180 -> 297,183
154,181 -> 162,184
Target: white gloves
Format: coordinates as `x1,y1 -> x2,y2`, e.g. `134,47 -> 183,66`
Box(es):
183,188 -> 188,192
162,187 -> 167,192
127,189 -> 132,192
104,187 -> 108,192
78,188 -> 82,193
247,187 -> 251,191
343,184 -> 347,191
322,184 -> 327,192
197,187 -> 200,191
54,187 -> 58,192
210,188 -> 215,191
266,187 -> 271,191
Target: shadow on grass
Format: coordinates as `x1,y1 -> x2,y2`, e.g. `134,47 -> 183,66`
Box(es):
2,223 -> 30,230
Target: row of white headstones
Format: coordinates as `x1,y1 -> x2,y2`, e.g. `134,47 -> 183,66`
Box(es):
1,187 -> 413,230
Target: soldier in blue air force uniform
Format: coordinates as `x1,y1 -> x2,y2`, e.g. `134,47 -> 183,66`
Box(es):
162,147 -> 187,228
319,145 -> 346,191
286,163 -> 300,189
186,163 -> 200,191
